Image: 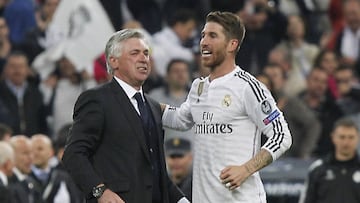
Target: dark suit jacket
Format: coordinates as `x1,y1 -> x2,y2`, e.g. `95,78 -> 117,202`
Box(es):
8,173 -> 43,203
28,168 -> 82,203
0,81 -> 48,136
0,178 -> 13,203
62,79 -> 184,203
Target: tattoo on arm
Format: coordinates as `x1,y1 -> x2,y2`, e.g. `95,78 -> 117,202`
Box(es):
245,149 -> 273,175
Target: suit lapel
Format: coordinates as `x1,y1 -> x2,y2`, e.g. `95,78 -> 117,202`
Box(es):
109,79 -> 151,163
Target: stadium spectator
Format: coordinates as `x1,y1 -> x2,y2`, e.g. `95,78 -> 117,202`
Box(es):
152,9 -> 197,77
236,0 -> 287,74
263,64 -> 321,159
149,59 -> 191,107
335,65 -> 360,128
0,141 -> 15,203
0,123 -> 11,141
30,134 -> 80,203
0,51 -> 48,136
3,0 -> 36,45
40,56 -> 96,136
299,67 -> 343,157
331,0 -> 360,76
20,0 -> 60,63
313,49 -> 340,99
9,135 -> 43,203
0,17 -> 11,75
276,15 -> 320,97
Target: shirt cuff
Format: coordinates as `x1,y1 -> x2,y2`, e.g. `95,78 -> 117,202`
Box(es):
177,197 -> 190,203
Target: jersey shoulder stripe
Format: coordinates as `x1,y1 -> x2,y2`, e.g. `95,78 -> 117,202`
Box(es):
234,70 -> 266,102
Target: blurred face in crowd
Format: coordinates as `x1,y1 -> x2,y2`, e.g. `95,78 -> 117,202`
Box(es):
343,0 -> 360,32
11,136 -> 33,174
332,126 -> 359,160
31,135 -> 54,169
0,142 -> 14,177
174,19 -> 196,43
200,22 -> 229,69
167,61 -> 190,90
4,54 -> 29,86
268,49 -> 290,72
166,153 -> 192,182
0,17 -> 9,40
109,38 -> 151,90
263,65 -> 285,92
58,57 -> 76,78
335,68 -> 355,96
287,15 -> 305,40
319,51 -> 339,75
256,74 -> 272,90
243,2 -> 268,30
42,0 -> 59,20
307,69 -> 328,98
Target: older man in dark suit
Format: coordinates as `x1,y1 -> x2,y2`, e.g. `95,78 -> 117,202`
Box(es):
62,29 -> 188,203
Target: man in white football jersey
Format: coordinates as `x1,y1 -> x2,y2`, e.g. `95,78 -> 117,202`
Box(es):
161,11 -> 292,202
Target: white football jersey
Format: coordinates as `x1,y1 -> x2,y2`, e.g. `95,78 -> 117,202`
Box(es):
163,66 -> 292,203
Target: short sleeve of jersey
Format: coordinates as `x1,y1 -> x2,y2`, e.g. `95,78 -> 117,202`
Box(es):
242,78 -> 292,160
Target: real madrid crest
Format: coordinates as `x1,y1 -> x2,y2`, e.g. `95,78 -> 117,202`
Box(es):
222,95 -> 232,107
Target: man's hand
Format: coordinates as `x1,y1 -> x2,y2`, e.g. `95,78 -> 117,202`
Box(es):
220,149 -> 273,190
220,165 -> 251,190
98,189 -> 125,203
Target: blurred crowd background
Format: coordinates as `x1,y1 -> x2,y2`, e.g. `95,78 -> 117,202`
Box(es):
0,0 -> 359,202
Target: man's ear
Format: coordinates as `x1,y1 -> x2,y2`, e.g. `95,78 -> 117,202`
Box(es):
228,39 -> 239,53
108,56 -> 118,69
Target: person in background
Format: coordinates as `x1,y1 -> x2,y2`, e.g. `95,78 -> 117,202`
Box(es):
165,138 -> 193,200
152,9 -> 197,77
0,51 -> 48,136
0,141 -> 15,203
149,59 -> 193,141
0,123 -> 12,141
0,17 -> 11,75
313,50 -> 340,99
30,134 -> 80,203
3,0 -> 36,45
9,135 -> 42,203
331,0 -> 360,76
263,64 -> 321,159
300,118 -> 360,203
335,65 -> 360,129
149,59 -> 191,107
40,56 -> 96,137
298,67 -> 343,157
276,15 -> 320,97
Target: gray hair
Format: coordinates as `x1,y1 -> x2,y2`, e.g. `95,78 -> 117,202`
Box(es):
105,29 -> 147,75
0,141 -> 14,166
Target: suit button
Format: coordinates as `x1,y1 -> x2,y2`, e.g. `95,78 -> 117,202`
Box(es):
150,148 -> 153,153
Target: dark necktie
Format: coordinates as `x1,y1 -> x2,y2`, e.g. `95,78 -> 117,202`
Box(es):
134,92 -> 149,129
